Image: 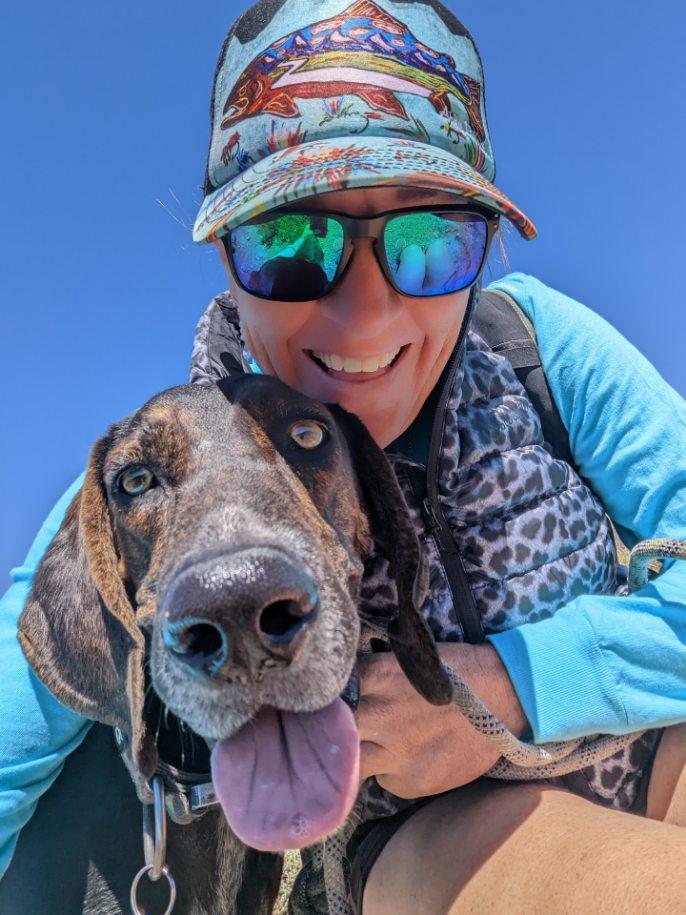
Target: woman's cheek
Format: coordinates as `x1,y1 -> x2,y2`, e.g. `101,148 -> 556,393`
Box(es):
241,322 -> 276,375
239,296 -> 317,384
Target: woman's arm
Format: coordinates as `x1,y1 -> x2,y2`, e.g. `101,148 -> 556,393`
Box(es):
485,273 -> 686,742
0,475 -> 91,880
356,274 -> 686,795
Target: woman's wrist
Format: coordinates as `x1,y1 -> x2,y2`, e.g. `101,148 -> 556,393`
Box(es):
438,641 -> 530,740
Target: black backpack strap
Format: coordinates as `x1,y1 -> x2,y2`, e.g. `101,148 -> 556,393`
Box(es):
473,288 -> 577,470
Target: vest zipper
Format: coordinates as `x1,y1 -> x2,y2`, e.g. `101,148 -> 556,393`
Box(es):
423,316 -> 485,645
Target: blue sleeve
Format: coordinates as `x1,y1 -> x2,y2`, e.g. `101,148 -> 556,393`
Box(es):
484,273 -> 686,742
0,475 -> 92,880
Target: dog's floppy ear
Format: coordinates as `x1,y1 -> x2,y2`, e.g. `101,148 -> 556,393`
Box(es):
331,407 -> 452,705
18,436 -> 157,777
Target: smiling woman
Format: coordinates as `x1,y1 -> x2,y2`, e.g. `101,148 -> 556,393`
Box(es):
2,0 -> 686,914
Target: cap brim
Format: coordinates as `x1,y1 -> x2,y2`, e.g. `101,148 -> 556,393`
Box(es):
193,135 -> 536,243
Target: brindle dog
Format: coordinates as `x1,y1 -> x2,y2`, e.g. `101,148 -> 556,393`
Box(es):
16,375 -> 451,914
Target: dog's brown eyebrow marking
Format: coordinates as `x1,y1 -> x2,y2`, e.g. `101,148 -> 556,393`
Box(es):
141,406 -> 192,480
106,438 -> 144,470
243,415 -> 280,466
106,404 -> 192,483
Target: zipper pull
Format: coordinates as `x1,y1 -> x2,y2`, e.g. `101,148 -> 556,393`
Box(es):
421,497 -> 442,536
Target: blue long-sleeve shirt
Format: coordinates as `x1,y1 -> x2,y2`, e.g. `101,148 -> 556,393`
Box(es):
0,474 -> 90,879
1,272 -> 685,878
485,274 -> 686,741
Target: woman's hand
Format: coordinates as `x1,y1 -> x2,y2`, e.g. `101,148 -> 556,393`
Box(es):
395,238 -> 452,294
355,643 -> 529,799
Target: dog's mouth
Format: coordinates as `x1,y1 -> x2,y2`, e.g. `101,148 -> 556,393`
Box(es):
211,698 -> 359,851
149,669 -> 361,852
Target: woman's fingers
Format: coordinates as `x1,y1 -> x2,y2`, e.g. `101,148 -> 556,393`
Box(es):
423,237 -> 452,291
355,692 -> 394,740
395,239 -> 454,295
356,652 -> 399,697
358,739 -> 389,782
395,243 -> 426,294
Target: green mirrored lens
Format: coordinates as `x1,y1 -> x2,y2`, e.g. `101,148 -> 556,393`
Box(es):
230,214 -> 344,301
384,212 -> 488,295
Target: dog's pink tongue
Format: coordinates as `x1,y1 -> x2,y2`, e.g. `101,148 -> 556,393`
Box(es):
211,698 -> 359,851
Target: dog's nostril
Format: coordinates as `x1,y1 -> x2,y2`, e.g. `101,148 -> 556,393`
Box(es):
182,623 -> 224,658
165,620 -> 227,670
259,599 -> 317,643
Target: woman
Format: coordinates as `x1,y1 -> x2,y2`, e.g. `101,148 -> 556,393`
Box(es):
2,0 -> 685,912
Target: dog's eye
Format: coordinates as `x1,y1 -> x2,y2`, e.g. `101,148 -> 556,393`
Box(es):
118,465 -> 156,496
290,420 -> 326,449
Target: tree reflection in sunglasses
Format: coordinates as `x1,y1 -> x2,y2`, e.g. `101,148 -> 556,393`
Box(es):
251,225 -> 478,298
249,225 -> 329,298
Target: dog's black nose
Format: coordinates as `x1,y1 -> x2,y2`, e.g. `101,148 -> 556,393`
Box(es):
161,548 -> 319,681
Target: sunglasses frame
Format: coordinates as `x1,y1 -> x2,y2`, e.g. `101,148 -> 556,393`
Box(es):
221,204 -> 500,302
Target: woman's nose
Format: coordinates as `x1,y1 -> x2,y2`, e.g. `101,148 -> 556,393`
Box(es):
318,238 -> 400,337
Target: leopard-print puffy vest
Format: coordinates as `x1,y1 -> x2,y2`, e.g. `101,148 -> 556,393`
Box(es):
190,290 -> 659,820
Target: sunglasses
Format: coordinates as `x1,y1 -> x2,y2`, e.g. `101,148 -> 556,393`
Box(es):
221,205 -> 499,302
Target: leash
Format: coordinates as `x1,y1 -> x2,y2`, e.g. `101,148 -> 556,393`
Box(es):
627,537 -> 686,593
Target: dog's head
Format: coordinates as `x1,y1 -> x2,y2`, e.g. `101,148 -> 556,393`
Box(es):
19,376 -> 451,848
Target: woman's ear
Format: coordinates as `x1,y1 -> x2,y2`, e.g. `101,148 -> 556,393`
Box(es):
18,435 -> 157,778
330,405 -> 452,706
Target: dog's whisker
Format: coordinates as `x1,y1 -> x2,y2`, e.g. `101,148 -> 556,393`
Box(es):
154,700 -> 165,744
175,718 -> 187,770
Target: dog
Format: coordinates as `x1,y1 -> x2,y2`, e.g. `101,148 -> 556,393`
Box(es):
14,374 -> 452,914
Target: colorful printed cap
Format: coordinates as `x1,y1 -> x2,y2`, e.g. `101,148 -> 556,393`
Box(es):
193,0 -> 536,243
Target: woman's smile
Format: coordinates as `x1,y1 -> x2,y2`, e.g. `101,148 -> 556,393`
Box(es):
304,343 -> 409,383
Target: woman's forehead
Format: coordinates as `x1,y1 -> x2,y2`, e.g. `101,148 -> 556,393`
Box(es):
280,186 -> 467,215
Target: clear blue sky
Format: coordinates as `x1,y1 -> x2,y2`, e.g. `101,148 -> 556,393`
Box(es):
2,1 -> 685,577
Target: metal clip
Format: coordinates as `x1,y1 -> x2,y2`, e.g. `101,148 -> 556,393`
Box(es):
130,775 -> 177,914
144,776 -> 167,880
190,781 -> 219,811
130,864 -> 176,915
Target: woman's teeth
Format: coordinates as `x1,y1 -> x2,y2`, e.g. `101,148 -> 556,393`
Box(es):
311,347 -> 401,373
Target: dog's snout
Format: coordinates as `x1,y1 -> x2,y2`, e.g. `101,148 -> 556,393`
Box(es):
161,547 -> 319,681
